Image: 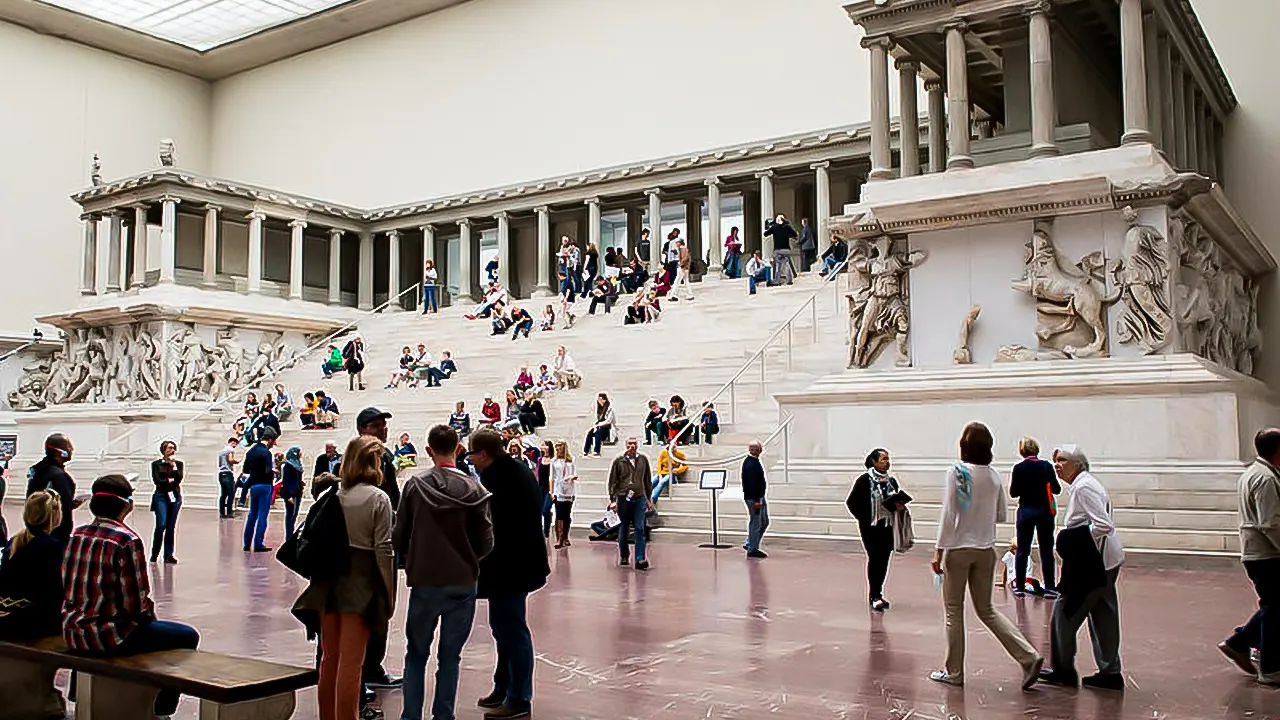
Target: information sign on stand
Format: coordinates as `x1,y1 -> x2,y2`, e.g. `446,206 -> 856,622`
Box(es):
697,469 -> 733,549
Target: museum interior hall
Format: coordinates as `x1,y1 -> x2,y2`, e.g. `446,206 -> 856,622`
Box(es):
0,0 -> 1279,719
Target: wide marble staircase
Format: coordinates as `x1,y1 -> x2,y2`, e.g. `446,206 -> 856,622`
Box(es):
73,269 -> 1240,560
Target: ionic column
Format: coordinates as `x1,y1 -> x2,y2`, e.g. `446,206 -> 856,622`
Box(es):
585,197 -> 602,251
865,36 -> 894,180
1171,59 -> 1188,167
1118,0 -> 1151,145
94,213 -> 108,294
386,229 -> 402,309
705,178 -> 723,273
897,58 -> 921,177
130,204 -> 149,287
357,231 -> 374,310
925,79 -> 946,173
945,22 -> 974,169
80,213 -> 98,295
328,229 -> 343,305
246,211 -> 266,294
289,220 -> 307,300
1158,34 -> 1176,159
158,195 -> 180,284
812,162 -> 831,249
1183,73 -> 1198,172
684,198 -> 704,268
494,212 -> 511,291
534,206 -> 552,297
1027,1 -> 1059,158
645,189 -> 663,274
757,170 -> 776,258
1144,12 -> 1164,153
202,204 -> 220,287
457,219 -> 474,300
104,211 -> 123,292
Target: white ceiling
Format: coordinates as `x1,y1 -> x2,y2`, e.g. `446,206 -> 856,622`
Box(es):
3,0 -> 469,79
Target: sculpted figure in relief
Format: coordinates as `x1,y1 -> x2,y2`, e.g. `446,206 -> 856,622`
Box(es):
159,139 -> 176,167
1010,228 -> 1119,359
846,235 -> 927,368
132,327 -> 163,401
9,358 -> 51,410
1114,207 -> 1172,354
217,330 -> 246,391
1173,214 -> 1261,374
952,306 -> 982,365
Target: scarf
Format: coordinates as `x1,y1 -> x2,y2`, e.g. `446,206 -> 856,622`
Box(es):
869,467 -> 896,527
952,462 -> 972,513
597,402 -> 610,424
285,446 -> 303,472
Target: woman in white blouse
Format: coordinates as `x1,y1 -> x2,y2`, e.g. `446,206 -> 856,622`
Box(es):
550,440 -> 578,550
929,422 -> 1043,689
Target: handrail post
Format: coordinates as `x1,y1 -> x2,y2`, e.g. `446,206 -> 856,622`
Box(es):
729,382 -> 737,425
811,295 -> 818,339
786,321 -> 793,372
783,421 -> 791,484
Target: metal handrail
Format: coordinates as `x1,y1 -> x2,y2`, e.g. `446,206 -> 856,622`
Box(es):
96,282 -> 423,462
671,414 -> 794,484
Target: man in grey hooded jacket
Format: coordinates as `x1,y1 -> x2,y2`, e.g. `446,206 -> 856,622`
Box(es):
394,424 -> 495,720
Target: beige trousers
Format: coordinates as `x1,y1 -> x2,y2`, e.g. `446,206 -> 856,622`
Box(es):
942,547 -> 1039,678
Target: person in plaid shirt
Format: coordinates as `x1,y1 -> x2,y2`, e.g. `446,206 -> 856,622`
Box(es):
62,474 -> 200,718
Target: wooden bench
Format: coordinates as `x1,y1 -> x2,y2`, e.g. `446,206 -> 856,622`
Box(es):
0,636 -> 317,720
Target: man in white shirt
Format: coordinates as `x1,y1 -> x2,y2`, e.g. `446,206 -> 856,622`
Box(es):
1220,428 -> 1280,685
1044,444 -> 1125,690
552,346 -> 580,390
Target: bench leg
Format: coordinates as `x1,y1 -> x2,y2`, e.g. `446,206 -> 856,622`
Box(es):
0,659 -> 65,720
200,692 -> 296,720
75,673 -> 159,720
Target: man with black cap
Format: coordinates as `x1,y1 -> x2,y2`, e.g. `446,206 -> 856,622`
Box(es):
27,432 -> 82,544
357,407 -> 403,692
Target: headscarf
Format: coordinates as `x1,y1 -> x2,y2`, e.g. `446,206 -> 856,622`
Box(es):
285,446 -> 303,473
951,462 -> 972,513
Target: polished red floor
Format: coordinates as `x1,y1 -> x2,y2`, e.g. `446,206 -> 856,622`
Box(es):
66,509 -> 1279,719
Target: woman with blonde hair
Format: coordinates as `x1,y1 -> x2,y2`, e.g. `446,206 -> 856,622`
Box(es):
550,441 -> 578,549
293,436 -> 396,720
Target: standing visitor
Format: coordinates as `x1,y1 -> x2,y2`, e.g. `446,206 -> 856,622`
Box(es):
294,436 -> 396,720
423,259 -> 439,315
1010,436 -> 1061,598
741,442 -> 769,559
584,243 -> 599,290
242,427 -> 279,552
1220,427 -> 1280,686
537,440 -> 553,540
62,474 -> 201,718
723,227 -> 743,279
636,228 -> 652,266
671,239 -> 694,302
218,437 -> 240,519
798,218 -> 818,272
343,336 -> 367,392
314,441 -> 343,478
550,441 -> 578,550
395,425 -> 494,720
765,215 -> 797,285
847,448 -> 905,611
485,256 -> 500,285
928,422 -> 1042,689
1039,445 -> 1126,690
468,429 -> 550,720
582,393 -> 615,457
26,433 -> 79,544
148,440 -> 183,564
281,446 -> 305,539
355,407 -> 402,693
607,438 -> 653,570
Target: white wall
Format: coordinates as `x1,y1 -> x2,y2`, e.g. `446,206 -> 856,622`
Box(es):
0,21 -> 211,333
209,0 -> 869,207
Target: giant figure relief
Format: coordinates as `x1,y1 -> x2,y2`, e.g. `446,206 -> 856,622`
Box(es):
1172,213 -> 1261,375
1114,206 -> 1173,354
8,323 -> 308,410
846,235 -> 927,369
1010,226 -> 1119,359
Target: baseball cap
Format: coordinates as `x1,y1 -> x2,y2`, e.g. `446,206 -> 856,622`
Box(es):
356,407 -> 393,427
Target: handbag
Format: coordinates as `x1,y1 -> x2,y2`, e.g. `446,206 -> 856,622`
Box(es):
893,506 -> 915,553
277,485 -> 349,580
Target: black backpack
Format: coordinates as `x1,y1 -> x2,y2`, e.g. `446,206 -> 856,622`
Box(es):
277,485 -> 350,580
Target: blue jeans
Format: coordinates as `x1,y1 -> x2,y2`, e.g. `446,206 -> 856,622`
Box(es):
322,360 -> 343,377
402,585 -> 477,720
150,493 -> 181,560
283,496 -> 300,539
724,251 -> 741,278
650,474 -> 674,504
745,499 -> 770,553
422,285 -> 439,313
583,425 -> 610,455
541,492 -> 553,538
218,471 -> 236,517
112,620 -> 201,716
487,592 -> 533,710
616,496 -> 647,563
243,484 -> 272,550
747,267 -> 771,294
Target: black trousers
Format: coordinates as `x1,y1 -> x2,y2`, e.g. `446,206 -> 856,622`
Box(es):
1015,505 -> 1057,590
1226,557 -> 1280,674
860,523 -> 895,601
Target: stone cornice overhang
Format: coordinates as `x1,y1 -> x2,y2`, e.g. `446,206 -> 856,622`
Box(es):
844,0 -> 1238,120
73,119 -> 916,231
35,302 -> 349,335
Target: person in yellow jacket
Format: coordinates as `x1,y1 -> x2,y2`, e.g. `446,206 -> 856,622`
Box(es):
649,445 -> 688,505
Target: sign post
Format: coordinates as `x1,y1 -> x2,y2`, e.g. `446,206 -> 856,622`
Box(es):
697,468 -> 732,549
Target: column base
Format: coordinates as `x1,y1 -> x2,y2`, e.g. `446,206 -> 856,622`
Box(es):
288,294 -> 304,301
946,155 -> 975,170
868,167 -> 895,181
1028,143 -> 1060,159
1121,130 -> 1153,146
80,288 -> 97,296
532,286 -> 554,298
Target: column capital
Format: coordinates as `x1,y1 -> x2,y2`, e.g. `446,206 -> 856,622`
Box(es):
158,194 -> 182,205
704,177 -> 723,187
387,228 -> 401,238
1023,0 -> 1052,17
755,169 -> 775,179
493,211 -> 510,221
80,212 -> 99,222
457,218 -> 473,229
101,209 -> 123,218
924,77 -> 945,92
418,224 -> 435,233
894,57 -> 919,72
128,202 -> 149,212
288,219 -> 308,229
809,161 -> 831,170
534,206 -> 550,214
942,19 -> 969,33
860,35 -> 894,51
329,227 -> 344,238
246,211 -> 267,221
203,203 -> 222,213
583,196 -> 601,206
643,188 -> 663,198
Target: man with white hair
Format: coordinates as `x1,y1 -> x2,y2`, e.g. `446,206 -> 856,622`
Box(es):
1040,444 -> 1125,690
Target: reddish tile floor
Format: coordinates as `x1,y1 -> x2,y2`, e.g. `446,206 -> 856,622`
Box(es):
57,509 -> 1280,719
